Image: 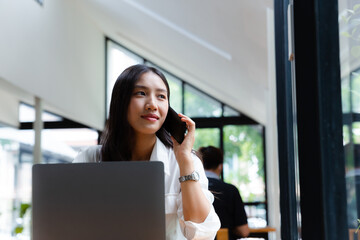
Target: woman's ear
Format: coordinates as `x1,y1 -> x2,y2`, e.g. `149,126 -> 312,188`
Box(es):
216,164 -> 223,176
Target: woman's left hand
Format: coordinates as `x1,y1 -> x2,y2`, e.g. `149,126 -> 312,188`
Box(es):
171,113 -> 195,167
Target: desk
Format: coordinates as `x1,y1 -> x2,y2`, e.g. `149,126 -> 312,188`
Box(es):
248,226 -> 276,240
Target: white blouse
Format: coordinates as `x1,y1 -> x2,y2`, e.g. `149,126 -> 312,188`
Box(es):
73,137 -> 220,240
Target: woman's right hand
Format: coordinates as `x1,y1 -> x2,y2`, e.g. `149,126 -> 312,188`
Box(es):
171,113 -> 195,169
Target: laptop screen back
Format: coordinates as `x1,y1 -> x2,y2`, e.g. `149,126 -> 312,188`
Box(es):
32,161 -> 165,240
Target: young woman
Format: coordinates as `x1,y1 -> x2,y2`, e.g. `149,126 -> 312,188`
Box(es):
74,64 -> 220,239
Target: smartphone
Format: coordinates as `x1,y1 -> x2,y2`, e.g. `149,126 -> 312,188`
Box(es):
163,107 -> 187,144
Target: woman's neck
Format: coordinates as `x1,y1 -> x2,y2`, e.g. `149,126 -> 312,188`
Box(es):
131,134 -> 157,161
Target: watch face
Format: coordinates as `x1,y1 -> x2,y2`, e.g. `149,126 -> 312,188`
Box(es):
193,171 -> 200,181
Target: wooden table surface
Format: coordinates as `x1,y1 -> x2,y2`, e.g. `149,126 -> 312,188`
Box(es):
249,226 -> 276,233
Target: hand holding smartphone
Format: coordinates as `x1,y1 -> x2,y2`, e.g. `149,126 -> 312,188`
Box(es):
163,107 -> 187,144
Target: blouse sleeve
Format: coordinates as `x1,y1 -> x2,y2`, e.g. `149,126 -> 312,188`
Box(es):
73,146 -> 101,163
176,154 -> 221,240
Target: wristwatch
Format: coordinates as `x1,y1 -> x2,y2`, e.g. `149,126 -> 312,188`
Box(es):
178,171 -> 200,183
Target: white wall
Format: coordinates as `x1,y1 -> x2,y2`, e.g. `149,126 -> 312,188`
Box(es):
0,86 -> 19,128
265,8 -> 281,240
0,0 -> 105,130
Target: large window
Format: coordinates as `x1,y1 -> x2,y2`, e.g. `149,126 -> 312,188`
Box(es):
339,0 -> 360,236
0,104 -> 99,240
106,37 -> 267,226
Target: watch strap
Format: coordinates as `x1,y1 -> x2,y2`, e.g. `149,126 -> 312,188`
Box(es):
178,171 -> 199,183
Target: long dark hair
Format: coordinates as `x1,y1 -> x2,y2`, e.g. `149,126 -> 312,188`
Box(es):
100,64 -> 173,162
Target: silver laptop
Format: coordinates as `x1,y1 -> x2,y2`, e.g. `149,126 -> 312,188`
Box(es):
32,161 -> 165,240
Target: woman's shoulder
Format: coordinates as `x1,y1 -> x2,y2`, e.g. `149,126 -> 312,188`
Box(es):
73,145 -> 102,163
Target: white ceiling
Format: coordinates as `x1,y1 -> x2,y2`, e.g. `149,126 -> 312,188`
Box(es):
77,0 -> 274,125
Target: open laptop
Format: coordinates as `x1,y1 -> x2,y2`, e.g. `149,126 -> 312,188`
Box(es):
32,161 -> 165,240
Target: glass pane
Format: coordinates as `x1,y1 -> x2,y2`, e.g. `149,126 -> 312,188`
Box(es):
0,125 -> 98,239
353,122 -> 360,144
42,128 -> 98,163
19,103 -> 62,122
352,71 -> 360,113
184,84 -> 222,117
14,162 -> 32,237
0,126 -> 32,239
342,77 -> 351,113
246,204 -> 267,228
223,125 -> 265,203
193,128 -> 220,151
106,40 -> 143,117
224,105 -> 240,117
344,125 -> 350,145
165,74 -> 182,113
145,63 -> 183,112
344,141 -> 359,231
338,0 -> 360,234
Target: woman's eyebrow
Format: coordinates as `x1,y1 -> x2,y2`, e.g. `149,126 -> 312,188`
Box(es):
134,85 -> 168,93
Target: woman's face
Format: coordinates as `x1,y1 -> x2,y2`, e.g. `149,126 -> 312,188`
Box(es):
127,71 -> 169,137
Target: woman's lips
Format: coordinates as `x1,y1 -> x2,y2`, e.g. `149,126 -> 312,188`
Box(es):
141,114 -> 159,121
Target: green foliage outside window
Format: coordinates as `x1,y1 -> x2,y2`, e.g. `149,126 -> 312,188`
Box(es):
343,125 -> 350,145
194,128 -> 220,151
352,73 -> 360,113
12,202 -> 31,236
223,125 -> 265,202
341,4 -> 360,58
353,122 -> 360,143
342,77 -> 351,113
